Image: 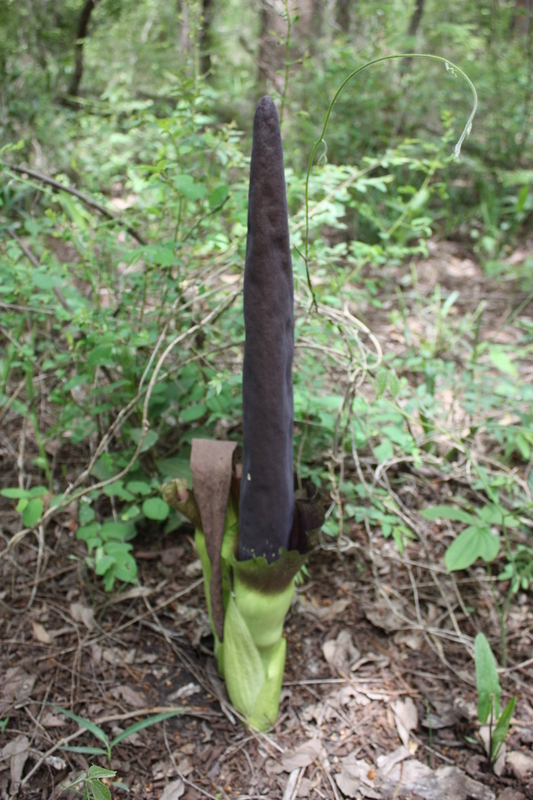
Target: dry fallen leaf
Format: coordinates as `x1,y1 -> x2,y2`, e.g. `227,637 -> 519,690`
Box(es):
322,629 -> 361,673
41,712 -> 67,728
69,602 -> 96,630
335,753 -> 382,799
378,757 -> 496,800
103,647 -> 136,665
31,621 -> 53,644
1,668 -> 37,714
111,685 -> 146,708
158,777 -> 185,800
392,697 -> 418,747
2,735 -> 29,794
281,739 -> 324,771
506,751 -> 533,780
361,596 -> 407,632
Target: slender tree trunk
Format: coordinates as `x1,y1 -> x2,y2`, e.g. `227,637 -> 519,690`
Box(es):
511,0 -> 531,36
67,0 -> 99,99
199,0 -> 214,75
335,0 -> 351,32
407,0 -> 425,38
257,1 -> 271,91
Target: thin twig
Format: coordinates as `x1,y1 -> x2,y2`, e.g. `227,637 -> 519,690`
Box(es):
4,164 -> 147,245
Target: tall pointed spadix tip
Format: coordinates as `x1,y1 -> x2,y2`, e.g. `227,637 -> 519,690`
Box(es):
239,96 -> 294,564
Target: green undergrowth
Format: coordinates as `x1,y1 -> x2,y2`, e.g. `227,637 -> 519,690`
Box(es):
0,19 -> 531,671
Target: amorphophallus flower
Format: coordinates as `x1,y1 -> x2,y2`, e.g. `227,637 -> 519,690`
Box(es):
163,97 -> 324,730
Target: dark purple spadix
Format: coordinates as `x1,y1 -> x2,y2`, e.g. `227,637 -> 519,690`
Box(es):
239,96 -> 294,564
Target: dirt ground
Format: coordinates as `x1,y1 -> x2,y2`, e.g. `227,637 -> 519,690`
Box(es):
1,241 -> 533,800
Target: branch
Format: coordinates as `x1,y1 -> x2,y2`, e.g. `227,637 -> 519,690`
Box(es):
4,164 -> 147,245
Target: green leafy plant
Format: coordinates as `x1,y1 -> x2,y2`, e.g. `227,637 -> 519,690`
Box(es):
54,706 -> 182,763
62,765 -> 117,800
0,718 -> 9,734
420,503 -> 519,572
474,632 -> 516,766
0,486 -> 48,528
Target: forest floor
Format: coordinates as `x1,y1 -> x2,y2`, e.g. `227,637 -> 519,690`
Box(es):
1,241 -> 533,800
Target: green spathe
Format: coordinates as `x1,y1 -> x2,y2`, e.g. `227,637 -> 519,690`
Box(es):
222,560 -> 297,726
196,524 -> 303,728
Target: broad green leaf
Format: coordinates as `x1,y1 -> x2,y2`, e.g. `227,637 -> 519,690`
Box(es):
29,485 -> 48,497
95,554 -> 116,575
180,404 -> 207,422
1,487 -> 31,499
87,345 -> 114,369
489,348 -> 518,377
128,428 -> 159,453
142,498 -> 170,521
121,504 -> 141,521
474,633 -> 501,723
110,711 -> 182,747
388,371 -> 399,398
78,501 -> 95,525
90,778 -> 112,800
88,766 -> 116,780
374,440 -> 394,462
151,245 -> 174,267
491,697 -> 517,759
22,498 -> 43,527
174,174 -> 206,201
478,527 -> 500,562
77,522 -> 101,542
100,521 -> 135,540
126,480 -> 152,495
375,368 -> 388,397
445,526 -> 500,572
52,705 -> 109,747
102,481 -> 135,502
209,184 -> 229,208
420,505 -> 475,524
33,273 -> 61,290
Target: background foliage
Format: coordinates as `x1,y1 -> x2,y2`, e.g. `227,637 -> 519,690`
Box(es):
1,0 -> 532,643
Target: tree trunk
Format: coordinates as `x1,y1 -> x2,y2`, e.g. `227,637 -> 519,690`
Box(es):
257,1 -> 272,91
335,0 -> 351,32
67,0 -> 99,99
199,0 -> 214,75
407,0 -> 425,38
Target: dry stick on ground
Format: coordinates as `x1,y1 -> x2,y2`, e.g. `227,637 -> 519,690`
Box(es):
6,227 -> 72,314
4,164 -> 147,245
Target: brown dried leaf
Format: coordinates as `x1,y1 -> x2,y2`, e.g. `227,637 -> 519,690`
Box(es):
377,757 -> 496,800
392,697 -> 418,747
281,739 -> 324,771
41,712 -> 67,728
1,668 -> 37,714
31,621 -> 53,644
158,778 -> 185,799
69,601 -> 96,630
322,630 -> 361,673
506,751 -> 533,780
2,735 -> 29,794
191,438 -> 236,641
111,685 -> 146,708
335,754 -> 382,799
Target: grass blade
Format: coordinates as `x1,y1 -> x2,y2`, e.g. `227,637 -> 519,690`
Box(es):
52,704 -> 109,747
110,710 -> 182,747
